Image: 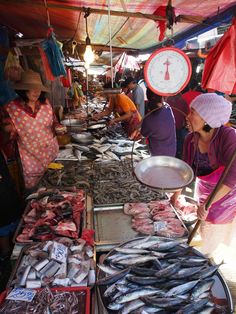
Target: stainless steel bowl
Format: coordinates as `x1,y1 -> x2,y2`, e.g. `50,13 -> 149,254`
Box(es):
61,119 -> 86,127
134,156 -> 194,192
71,132 -> 94,144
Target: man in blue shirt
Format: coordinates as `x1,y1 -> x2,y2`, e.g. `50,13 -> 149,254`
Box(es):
123,77 -> 145,117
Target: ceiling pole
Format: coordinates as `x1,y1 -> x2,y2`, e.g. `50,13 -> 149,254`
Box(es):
107,0 -> 114,87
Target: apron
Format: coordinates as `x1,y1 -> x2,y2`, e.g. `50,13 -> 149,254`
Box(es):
195,166 -> 236,224
121,111 -> 141,137
6,101 -> 59,189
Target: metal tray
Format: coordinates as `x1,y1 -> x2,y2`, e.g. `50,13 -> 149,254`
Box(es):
134,156 -> 194,192
13,191 -> 87,245
97,237 -> 234,314
93,205 -> 139,252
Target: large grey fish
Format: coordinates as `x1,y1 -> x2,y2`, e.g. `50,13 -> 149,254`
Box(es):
117,256 -> 157,266
115,247 -> 150,254
191,279 -> 215,299
96,267 -> 130,285
116,282 -> 140,293
166,280 -> 199,297
119,299 -> 145,314
128,276 -> 166,286
103,281 -> 118,297
155,262 -> 181,278
142,296 -> 187,308
111,254 -> 141,264
107,301 -> 124,311
116,288 -> 161,304
131,266 -> 161,277
193,265 -> 219,280
150,241 -> 181,252
176,298 -> 209,314
133,240 -> 166,249
173,266 -> 204,279
97,263 -> 120,275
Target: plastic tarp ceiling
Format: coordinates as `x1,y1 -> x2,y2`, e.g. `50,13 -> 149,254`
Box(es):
0,1 -> 235,48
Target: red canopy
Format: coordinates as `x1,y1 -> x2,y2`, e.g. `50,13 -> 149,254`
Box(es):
202,18 -> 236,95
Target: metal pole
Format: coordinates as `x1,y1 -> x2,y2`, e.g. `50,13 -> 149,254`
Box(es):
107,0 -> 114,87
86,69 -> 89,116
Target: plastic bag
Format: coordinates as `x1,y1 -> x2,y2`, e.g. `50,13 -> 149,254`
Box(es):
38,46 -> 55,81
41,29 -> 66,77
4,52 -> 22,81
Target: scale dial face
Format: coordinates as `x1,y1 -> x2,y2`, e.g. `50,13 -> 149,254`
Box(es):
144,47 -> 192,96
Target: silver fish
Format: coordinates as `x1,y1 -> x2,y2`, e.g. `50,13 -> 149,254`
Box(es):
166,280 -> 199,297
97,264 -> 120,275
115,248 -> 150,254
103,281 -> 118,297
155,262 -> 181,278
191,279 -> 215,299
120,299 -> 145,314
107,301 -> 124,311
142,296 -> 187,308
174,266 -> 204,279
151,241 -> 181,252
176,298 -> 209,314
123,236 -> 152,248
117,256 -> 157,266
116,288 -> 161,304
96,267 -> 130,286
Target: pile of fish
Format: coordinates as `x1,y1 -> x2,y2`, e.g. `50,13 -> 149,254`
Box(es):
97,236 -> 228,314
0,287 -> 88,313
16,188 -> 85,243
124,200 -> 187,238
72,137 -> 149,162
93,179 -> 165,205
174,195 -> 198,224
11,238 -> 94,288
40,161 -> 93,190
94,160 -> 134,181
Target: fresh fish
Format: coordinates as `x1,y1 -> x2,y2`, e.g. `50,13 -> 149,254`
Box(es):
26,279 -> 42,288
193,265 -> 219,280
150,241 -> 181,252
110,254 -> 141,264
164,248 -> 191,259
155,262 -> 181,278
161,279 -> 187,289
116,283 -> 140,293
176,298 -> 209,314
19,265 -> 31,286
127,276 -> 166,286
173,266 -> 204,279
166,280 -> 199,297
34,259 -> 50,272
97,263 -> 120,275
133,240 -> 165,249
116,288 -> 162,304
191,279 -> 215,299
123,236 -> 152,248
141,306 -> 164,313
115,248 -> 150,254
96,267 -> 130,285
103,281 -> 118,297
131,266 -> 160,277
107,301 -> 124,311
117,256 -> 157,266
142,296 -> 187,308
150,251 -> 167,259
120,299 -> 145,314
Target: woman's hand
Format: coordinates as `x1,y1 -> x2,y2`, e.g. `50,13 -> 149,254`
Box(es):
130,129 -> 141,140
197,204 -> 208,220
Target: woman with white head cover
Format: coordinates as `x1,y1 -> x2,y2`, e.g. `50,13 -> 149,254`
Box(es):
171,93 -> 236,260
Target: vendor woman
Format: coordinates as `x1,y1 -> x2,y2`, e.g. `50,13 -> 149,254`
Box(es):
0,70 -> 59,190
93,90 -> 141,137
171,93 -> 236,258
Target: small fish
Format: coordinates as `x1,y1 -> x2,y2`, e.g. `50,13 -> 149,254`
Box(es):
131,266 -> 160,277
107,301 -> 124,311
173,266 -> 204,279
123,236 -> 152,248
150,241 -> 180,252
128,276 -> 165,286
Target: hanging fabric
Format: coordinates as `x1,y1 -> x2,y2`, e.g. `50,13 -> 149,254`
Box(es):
202,18 -> 236,94
38,46 -> 55,81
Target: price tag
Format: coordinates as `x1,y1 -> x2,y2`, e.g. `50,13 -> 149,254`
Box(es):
50,241 -> 68,263
154,221 -> 167,232
6,288 -> 36,302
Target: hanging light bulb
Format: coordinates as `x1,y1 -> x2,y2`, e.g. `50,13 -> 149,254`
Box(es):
84,36 -> 95,65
